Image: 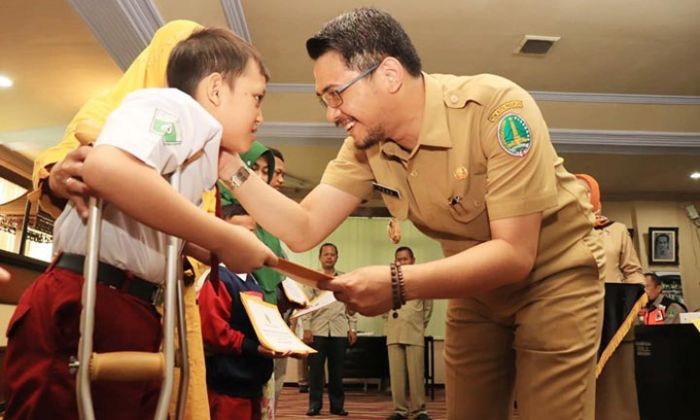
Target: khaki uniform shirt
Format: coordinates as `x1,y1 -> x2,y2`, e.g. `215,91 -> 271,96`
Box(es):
599,221 -> 644,284
302,280 -> 358,337
321,73 -> 604,292
384,300 -> 433,346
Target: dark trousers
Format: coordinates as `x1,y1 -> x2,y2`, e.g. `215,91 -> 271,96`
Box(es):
308,335 -> 348,412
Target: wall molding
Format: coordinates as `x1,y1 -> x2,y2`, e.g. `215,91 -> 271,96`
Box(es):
68,0 -> 163,70
258,122 -> 700,154
267,83 -> 700,105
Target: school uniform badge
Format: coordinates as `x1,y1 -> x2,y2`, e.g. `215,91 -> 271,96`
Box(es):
497,113 -> 531,157
151,109 -> 180,144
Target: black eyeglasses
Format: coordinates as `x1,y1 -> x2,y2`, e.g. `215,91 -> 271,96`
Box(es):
318,63 -> 380,108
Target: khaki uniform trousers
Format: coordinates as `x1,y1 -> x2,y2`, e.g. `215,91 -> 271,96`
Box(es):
445,264 -> 604,420
388,343 -> 426,416
595,335 -> 640,420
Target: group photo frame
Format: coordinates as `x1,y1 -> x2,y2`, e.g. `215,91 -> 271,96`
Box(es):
648,227 -> 679,265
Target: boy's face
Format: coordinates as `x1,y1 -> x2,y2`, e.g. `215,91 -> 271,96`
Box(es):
215,59 -> 267,153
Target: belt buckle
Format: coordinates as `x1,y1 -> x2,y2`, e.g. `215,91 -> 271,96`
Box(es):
151,286 -> 165,306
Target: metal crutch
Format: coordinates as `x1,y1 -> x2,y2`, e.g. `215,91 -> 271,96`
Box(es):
70,164 -> 189,420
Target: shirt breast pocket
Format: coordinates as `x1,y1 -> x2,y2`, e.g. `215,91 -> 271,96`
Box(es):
447,174 -> 487,224
381,193 -> 409,220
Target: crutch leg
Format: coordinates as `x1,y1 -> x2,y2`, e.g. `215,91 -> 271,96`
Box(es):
73,168 -> 188,420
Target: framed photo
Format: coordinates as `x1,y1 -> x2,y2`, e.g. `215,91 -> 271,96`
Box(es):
648,227 -> 679,265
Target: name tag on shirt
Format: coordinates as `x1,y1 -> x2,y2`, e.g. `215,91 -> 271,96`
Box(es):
372,182 -> 401,199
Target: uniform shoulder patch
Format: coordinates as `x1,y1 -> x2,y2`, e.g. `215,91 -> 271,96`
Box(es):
497,113 -> 531,157
150,108 -> 180,144
488,100 -> 523,122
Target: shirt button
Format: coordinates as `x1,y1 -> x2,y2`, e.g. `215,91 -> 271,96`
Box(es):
410,170 -> 418,177
450,95 -> 459,104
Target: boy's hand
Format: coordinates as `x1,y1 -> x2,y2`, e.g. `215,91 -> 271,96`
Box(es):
217,224 -> 278,273
47,146 -> 93,219
257,345 -> 291,359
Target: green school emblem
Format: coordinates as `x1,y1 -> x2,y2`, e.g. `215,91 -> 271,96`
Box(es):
151,109 -> 179,144
497,114 -> 531,157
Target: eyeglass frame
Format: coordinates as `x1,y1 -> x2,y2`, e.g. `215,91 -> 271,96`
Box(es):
318,62 -> 380,108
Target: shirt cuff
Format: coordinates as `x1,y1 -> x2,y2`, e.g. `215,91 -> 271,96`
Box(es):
241,337 -> 259,356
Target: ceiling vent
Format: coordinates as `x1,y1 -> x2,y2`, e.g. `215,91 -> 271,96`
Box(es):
515,35 -> 560,55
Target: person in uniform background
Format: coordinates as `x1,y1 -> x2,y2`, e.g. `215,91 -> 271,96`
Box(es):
576,174 -> 643,420
4,27 -> 276,419
641,273 -> 687,325
222,8 -> 604,420
384,247 -> 432,420
301,243 -> 357,417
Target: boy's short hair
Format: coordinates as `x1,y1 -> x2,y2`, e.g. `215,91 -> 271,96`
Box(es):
167,27 -> 270,96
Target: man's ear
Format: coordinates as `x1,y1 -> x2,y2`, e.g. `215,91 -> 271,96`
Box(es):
379,57 -> 404,94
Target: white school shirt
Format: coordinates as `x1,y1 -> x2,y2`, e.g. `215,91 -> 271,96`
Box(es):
53,88 -> 222,284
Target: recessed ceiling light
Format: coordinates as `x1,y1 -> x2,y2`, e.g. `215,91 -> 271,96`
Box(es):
690,172 -> 700,180
0,75 -> 13,88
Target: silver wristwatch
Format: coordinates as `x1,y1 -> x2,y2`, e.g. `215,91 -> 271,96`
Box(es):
228,165 -> 253,188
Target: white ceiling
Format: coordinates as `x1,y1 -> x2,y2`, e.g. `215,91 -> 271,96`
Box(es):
1,0 -> 699,200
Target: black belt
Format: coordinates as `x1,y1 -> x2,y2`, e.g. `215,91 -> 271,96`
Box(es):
55,253 -> 162,305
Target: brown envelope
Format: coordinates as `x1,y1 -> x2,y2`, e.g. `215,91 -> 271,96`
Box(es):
273,259 -> 333,287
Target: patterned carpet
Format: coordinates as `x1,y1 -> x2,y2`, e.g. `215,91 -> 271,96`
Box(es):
276,385 -> 447,420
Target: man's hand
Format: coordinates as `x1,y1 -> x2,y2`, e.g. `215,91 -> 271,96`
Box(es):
47,146 -> 93,219
215,225 -> 278,273
303,330 -> 314,344
348,330 -> 358,346
318,265 -> 393,316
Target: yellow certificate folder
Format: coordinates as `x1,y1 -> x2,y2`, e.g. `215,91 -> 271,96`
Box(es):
240,292 -> 316,355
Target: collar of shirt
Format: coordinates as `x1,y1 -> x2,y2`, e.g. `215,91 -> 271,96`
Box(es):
380,73 -> 455,162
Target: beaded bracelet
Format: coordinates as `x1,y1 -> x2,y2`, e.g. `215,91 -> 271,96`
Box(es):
390,263 -> 407,310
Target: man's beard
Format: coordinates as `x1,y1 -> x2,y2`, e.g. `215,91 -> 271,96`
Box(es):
355,125 -> 386,150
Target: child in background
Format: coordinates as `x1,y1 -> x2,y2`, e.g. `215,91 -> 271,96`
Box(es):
199,203 -> 289,420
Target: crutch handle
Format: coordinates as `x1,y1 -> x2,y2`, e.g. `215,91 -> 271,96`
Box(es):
74,120 -> 102,145
90,352 -> 165,381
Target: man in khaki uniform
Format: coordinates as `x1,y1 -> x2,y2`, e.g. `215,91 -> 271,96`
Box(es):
223,8 -> 604,420
384,247 -> 432,420
301,243 -> 357,416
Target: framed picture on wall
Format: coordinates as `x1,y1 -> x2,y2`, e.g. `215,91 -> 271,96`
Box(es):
648,227 -> 679,265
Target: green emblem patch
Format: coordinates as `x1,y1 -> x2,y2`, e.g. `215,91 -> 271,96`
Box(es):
150,109 -> 179,144
497,113 -> 531,157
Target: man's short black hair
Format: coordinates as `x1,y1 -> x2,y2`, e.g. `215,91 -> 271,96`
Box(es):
306,7 -> 422,77
395,246 -> 414,259
644,272 -> 662,287
319,242 -> 338,256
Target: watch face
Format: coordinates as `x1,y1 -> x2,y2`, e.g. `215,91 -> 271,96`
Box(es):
230,166 -> 251,187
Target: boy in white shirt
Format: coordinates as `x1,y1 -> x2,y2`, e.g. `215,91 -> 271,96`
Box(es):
4,27 -> 277,419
